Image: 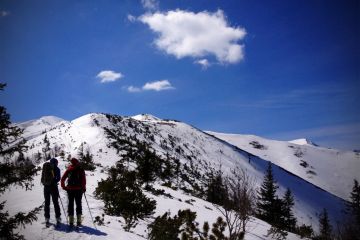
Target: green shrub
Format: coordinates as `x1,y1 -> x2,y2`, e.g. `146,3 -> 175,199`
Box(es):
95,163 -> 156,231
148,209 -> 227,240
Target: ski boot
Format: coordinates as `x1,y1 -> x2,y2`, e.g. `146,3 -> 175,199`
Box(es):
76,214 -> 83,227
56,217 -> 61,227
45,218 -> 50,228
67,216 -> 74,231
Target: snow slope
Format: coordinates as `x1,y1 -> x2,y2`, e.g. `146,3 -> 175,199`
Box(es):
1,113 -> 352,239
1,169 -> 303,240
15,116 -> 66,140
288,138 -> 317,146
206,132 -> 359,201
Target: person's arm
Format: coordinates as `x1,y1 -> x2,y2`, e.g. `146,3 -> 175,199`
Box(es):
81,170 -> 86,192
60,169 -> 69,190
40,167 -> 44,185
55,167 -> 61,183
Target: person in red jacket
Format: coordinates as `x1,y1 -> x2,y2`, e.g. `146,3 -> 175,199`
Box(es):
61,158 -> 86,227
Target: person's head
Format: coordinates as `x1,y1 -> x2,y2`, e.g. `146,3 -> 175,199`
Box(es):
71,158 -> 79,165
50,158 -> 58,166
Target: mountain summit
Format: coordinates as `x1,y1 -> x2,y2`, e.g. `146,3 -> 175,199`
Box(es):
289,138 -> 318,146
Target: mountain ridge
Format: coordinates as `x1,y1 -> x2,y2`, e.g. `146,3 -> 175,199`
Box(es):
1,112 -> 355,239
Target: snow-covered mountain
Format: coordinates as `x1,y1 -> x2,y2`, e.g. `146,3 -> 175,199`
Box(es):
15,116 -> 66,140
2,113 -> 356,239
288,138 -> 318,146
206,131 -> 359,201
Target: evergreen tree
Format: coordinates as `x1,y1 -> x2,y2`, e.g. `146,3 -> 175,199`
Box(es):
81,149 -> 96,171
0,83 -> 41,239
339,179 -> 360,239
267,225 -> 288,240
271,198 -> 286,230
282,188 -> 297,232
77,142 -> 85,159
317,208 -> 332,240
348,179 -> 360,225
257,162 -> 278,223
0,84 -> 27,158
78,142 -> 96,171
42,134 -> 50,160
148,209 -> 228,240
206,169 -> 228,206
148,211 -> 183,240
95,162 -> 156,231
135,144 -> 161,188
295,224 -> 314,239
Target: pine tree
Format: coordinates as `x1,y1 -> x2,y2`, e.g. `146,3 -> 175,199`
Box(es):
338,179 -> 360,239
148,209 -> 228,240
318,208 -> 332,240
0,84 -> 27,158
77,142 -> 85,160
0,83 -> 41,239
148,211 -> 183,240
206,169 -> 228,206
295,224 -> 314,238
95,162 -> 156,231
348,179 -> 360,225
282,188 -> 297,232
135,143 -> 162,188
257,162 -> 278,223
42,134 -> 50,160
78,142 -> 96,171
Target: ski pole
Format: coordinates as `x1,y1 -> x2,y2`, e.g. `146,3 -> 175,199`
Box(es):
84,193 -> 97,230
59,195 -> 68,225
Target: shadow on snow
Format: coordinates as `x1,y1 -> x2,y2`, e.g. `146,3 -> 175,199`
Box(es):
54,223 -> 107,236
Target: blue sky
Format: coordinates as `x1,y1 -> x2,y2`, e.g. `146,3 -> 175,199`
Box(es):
0,0 -> 359,150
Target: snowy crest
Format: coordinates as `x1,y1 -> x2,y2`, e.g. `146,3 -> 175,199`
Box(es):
1,113 -> 356,239
131,114 -> 162,122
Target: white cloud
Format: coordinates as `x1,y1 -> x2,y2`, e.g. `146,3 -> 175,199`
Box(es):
143,80 -> 174,91
0,11 -> 10,17
139,9 -> 246,64
96,70 -> 123,83
195,59 -> 210,69
127,86 -> 142,93
127,14 -> 136,22
127,80 -> 174,93
141,0 -> 159,11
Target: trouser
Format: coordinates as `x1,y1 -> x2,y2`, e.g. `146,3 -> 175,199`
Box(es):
67,189 -> 83,217
44,185 -> 61,219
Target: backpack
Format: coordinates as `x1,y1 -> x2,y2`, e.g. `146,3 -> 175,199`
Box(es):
67,167 -> 82,187
41,162 -> 54,186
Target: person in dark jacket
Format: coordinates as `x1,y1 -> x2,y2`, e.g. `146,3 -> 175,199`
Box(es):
41,158 -> 61,226
61,158 -> 86,226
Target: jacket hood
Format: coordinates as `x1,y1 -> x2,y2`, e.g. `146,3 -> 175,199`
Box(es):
50,158 -> 58,166
71,158 -> 79,165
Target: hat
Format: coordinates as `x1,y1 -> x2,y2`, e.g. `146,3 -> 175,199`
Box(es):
50,158 -> 58,166
71,158 -> 79,165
